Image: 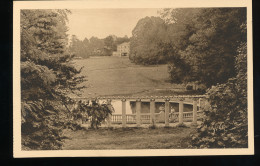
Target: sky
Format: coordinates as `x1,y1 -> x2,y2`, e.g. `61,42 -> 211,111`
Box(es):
67,8 -> 160,40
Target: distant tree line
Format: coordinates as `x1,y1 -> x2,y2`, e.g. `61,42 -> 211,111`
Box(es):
130,8 -> 246,88
69,35 -> 130,58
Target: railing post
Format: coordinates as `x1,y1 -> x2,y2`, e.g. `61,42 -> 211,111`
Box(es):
150,98 -> 156,126
107,99 -> 112,127
122,98 -> 127,128
165,98 -> 170,127
136,99 -> 141,127
178,98 -> 184,125
192,98 -> 198,126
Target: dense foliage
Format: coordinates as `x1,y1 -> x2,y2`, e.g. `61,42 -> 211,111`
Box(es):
130,8 -> 246,88
71,100 -> 114,129
163,8 -> 246,87
129,8 -> 248,148
21,9 -> 86,150
190,43 -> 247,148
130,16 -> 169,64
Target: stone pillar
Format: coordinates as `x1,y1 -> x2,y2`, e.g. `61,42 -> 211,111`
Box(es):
122,98 -> 127,128
164,98 -> 170,127
107,99 -> 112,127
136,99 -> 141,127
192,99 -> 198,126
178,98 -> 184,125
150,98 -> 156,126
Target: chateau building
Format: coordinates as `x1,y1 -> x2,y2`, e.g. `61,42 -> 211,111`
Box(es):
112,42 -> 130,57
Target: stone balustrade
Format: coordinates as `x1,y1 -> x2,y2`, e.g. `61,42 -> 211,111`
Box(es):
73,95 -> 207,127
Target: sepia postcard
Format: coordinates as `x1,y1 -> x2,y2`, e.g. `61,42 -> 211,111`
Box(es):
13,0 -> 254,157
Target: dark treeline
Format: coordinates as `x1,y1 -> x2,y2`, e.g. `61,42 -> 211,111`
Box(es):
69,35 -> 130,58
130,8 -> 246,88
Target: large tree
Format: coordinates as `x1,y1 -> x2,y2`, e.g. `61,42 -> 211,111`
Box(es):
130,16 -> 169,64
160,8 -> 247,87
21,9 -> 85,150
88,36 -> 105,56
103,35 -> 116,56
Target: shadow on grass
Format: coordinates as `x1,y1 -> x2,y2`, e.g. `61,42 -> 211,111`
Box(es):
62,125 -> 197,150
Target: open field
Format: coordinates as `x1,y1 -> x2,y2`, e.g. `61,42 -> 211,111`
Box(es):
62,126 -> 195,150
73,56 -> 186,98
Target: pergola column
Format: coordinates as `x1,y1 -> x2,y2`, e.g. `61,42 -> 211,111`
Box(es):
150,98 -> 156,126
136,99 -> 141,127
122,98 -> 127,128
178,98 -> 184,125
164,98 -> 170,127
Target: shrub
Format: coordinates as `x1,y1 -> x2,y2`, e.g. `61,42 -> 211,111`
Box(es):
71,100 -> 114,129
190,43 -> 247,148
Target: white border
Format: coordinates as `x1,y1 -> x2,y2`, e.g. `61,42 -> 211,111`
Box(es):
13,0 -> 254,157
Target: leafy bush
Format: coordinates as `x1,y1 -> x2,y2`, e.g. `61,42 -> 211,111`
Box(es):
71,100 -> 114,129
190,43 -> 247,148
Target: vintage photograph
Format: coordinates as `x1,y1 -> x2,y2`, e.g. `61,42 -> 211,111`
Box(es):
13,0 -> 253,157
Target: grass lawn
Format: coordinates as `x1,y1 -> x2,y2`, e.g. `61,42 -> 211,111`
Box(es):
62,126 -> 195,150
72,56 -> 187,98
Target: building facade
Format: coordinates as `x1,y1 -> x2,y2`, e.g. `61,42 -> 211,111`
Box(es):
112,42 -> 130,57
